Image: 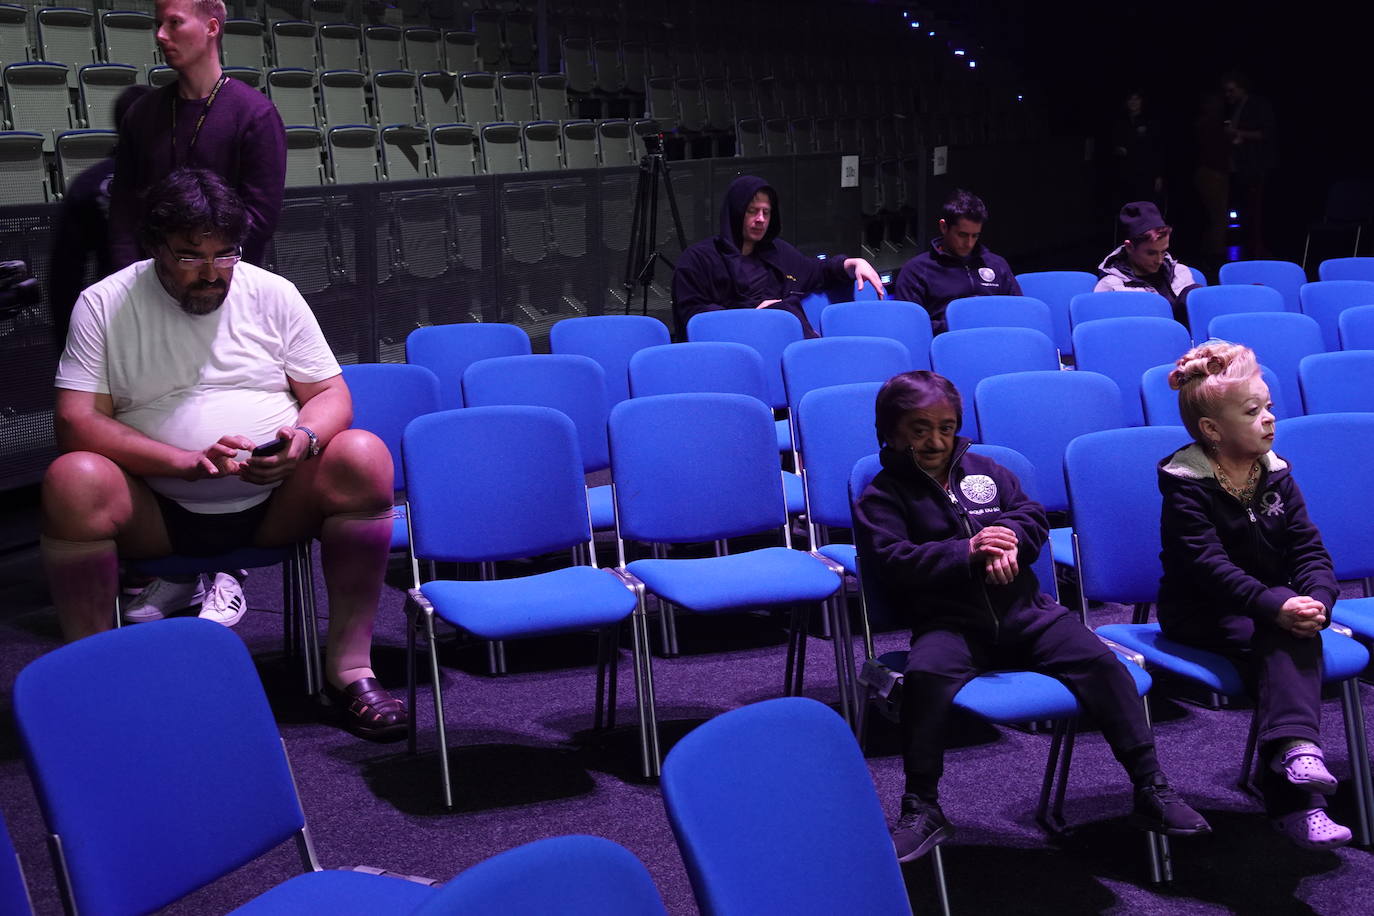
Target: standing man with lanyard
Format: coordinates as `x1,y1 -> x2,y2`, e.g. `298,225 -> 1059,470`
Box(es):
108,0 -> 286,270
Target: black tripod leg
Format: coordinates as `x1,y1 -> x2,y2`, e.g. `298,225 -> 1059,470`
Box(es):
623,160 -> 652,314
656,157 -> 689,261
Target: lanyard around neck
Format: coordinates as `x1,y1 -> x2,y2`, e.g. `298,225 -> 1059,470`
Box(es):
171,73 -> 229,167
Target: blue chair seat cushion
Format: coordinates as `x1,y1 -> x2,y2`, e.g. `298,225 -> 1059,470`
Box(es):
229,869 -> 438,913
627,547 -> 839,614
587,484 -> 615,531
420,566 -> 637,640
782,471 -> 804,515
1332,596 -> 1374,640
877,648 -> 1150,724
818,543 -> 855,575
777,417 -> 792,452
390,503 -> 409,552
1097,623 -> 1369,694
1049,526 -> 1075,568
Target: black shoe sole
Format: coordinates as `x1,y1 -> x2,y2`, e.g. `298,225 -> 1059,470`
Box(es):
1128,813 -> 1212,837
895,823 -> 955,863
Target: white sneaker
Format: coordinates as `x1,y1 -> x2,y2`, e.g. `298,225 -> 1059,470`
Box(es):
199,572 -> 247,627
122,576 -> 206,623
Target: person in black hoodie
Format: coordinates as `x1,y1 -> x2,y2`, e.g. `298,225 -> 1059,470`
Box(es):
1159,342 -> 1349,849
855,370 -> 1209,863
670,175 -> 883,339
892,190 -> 1021,334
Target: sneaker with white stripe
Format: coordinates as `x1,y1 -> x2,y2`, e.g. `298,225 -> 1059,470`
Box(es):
199,572 -> 247,627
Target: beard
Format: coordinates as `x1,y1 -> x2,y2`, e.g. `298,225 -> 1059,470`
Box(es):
178,280 -> 228,315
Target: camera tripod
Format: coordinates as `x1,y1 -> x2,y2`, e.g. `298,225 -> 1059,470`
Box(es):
623,148 -> 687,316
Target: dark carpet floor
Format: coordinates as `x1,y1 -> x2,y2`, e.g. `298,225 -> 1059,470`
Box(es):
4,540 -> 1374,915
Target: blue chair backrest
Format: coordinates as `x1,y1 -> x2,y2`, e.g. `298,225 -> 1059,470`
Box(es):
406,322 -> 532,408
1064,426 -> 1192,603
462,353 -> 610,472
1069,289 -> 1171,327
1319,256 -> 1374,283
1299,351 -> 1374,414
549,314 -> 672,407
794,382 -> 881,529
1208,311 -> 1324,414
819,299 -> 933,370
627,341 -> 769,401
966,443 -> 1057,598
1276,413 -> 1374,580
780,336 -> 912,421
412,835 -> 667,916
975,370 -> 1124,513
0,811 -> 31,916
800,289 -> 830,330
403,406 -> 592,561
946,294 -> 1055,342
609,393 -> 785,543
660,697 -> 908,916
1141,362 -> 1288,426
1015,270 -> 1096,354
1187,284 -> 1284,337
1218,259 -> 1306,312
13,619 -> 307,916
1189,266 -> 1208,287
1072,317 -> 1192,427
848,453 -> 901,630
686,308 -> 805,408
342,362 -> 442,491
849,278 -> 882,301
1340,304 -> 1374,350
930,327 -> 1058,442
1299,280 -> 1374,351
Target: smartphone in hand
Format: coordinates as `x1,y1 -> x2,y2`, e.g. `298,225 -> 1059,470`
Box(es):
250,437 -> 289,458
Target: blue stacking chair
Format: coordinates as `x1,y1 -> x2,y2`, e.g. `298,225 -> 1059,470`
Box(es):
848,455 -> 1167,889
1299,352 -> 1374,414
13,618 -> 441,914
1015,270 -> 1096,356
405,322 -> 532,409
1068,426 -> 1374,846
343,362 -> 443,553
850,278 -> 883,301
1299,280 -> 1374,351
687,308 -> 805,453
1186,284 -> 1284,338
1073,317 -> 1192,427
462,353 -> 615,533
412,836 -> 667,915
1219,259 -> 1306,312
661,698 -> 914,916
608,393 -> 842,690
945,294 -> 1055,346
929,327 -> 1059,442
819,299 -> 933,370
1069,289 -> 1172,327
780,335 -> 912,467
401,407 -> 654,806
1141,363 -> 1288,426
549,314 -> 672,407
1340,304 -> 1374,349
0,810 -> 32,916
1189,266 -> 1208,287
800,289 -> 830,330
1208,311 -> 1324,414
1319,256 -> 1374,283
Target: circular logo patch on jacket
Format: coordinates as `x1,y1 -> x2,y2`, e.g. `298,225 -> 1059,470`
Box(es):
978,267 -> 996,283
960,474 -> 998,504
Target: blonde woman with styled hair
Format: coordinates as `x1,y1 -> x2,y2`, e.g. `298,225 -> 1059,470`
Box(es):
1157,341 -> 1349,848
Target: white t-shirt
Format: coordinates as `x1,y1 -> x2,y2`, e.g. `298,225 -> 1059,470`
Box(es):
56,260 -> 341,513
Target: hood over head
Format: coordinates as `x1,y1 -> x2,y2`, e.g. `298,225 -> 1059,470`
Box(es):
719,175 -> 781,251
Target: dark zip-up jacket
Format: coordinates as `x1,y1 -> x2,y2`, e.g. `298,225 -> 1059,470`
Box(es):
892,237 -> 1021,334
671,175 -> 849,340
1157,443 -> 1338,631
853,440 -> 1070,641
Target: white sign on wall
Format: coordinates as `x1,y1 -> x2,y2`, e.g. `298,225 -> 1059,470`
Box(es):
840,155 -> 858,188
932,146 -> 948,176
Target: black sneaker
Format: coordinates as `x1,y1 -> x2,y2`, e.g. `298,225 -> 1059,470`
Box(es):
1131,782 -> 1211,836
892,800 -> 955,862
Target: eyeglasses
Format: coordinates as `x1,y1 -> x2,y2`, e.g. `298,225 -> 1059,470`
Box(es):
171,249 -> 242,270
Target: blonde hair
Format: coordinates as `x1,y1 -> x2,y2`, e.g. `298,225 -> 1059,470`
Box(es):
1168,341 -> 1259,443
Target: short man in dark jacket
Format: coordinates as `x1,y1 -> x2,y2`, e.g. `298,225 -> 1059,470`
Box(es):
893,190 -> 1021,334
854,370 -> 1209,862
671,175 -> 883,339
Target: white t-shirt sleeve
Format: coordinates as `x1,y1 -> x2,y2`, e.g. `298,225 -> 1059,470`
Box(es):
278,281 -> 341,384
55,291 -> 113,394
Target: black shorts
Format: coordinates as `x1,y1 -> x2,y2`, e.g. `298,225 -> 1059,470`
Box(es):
153,491 -> 274,558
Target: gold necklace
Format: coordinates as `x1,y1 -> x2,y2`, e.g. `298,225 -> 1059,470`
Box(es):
1215,459 -> 1260,504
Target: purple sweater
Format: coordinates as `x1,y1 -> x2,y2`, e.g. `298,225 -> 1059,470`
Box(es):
109,77 -> 287,269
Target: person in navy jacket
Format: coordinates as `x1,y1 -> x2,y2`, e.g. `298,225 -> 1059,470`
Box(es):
1159,341 -> 1349,849
854,371 -> 1209,863
670,175 -> 883,340
892,190 -> 1021,334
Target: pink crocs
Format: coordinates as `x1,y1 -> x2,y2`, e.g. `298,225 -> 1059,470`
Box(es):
1273,809 -> 1352,850
1271,743 -> 1338,795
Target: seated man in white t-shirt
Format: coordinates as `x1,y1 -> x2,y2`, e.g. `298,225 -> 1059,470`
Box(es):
42,168 -> 406,741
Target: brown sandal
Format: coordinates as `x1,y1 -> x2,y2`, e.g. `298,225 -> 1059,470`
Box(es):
326,677 -> 409,742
